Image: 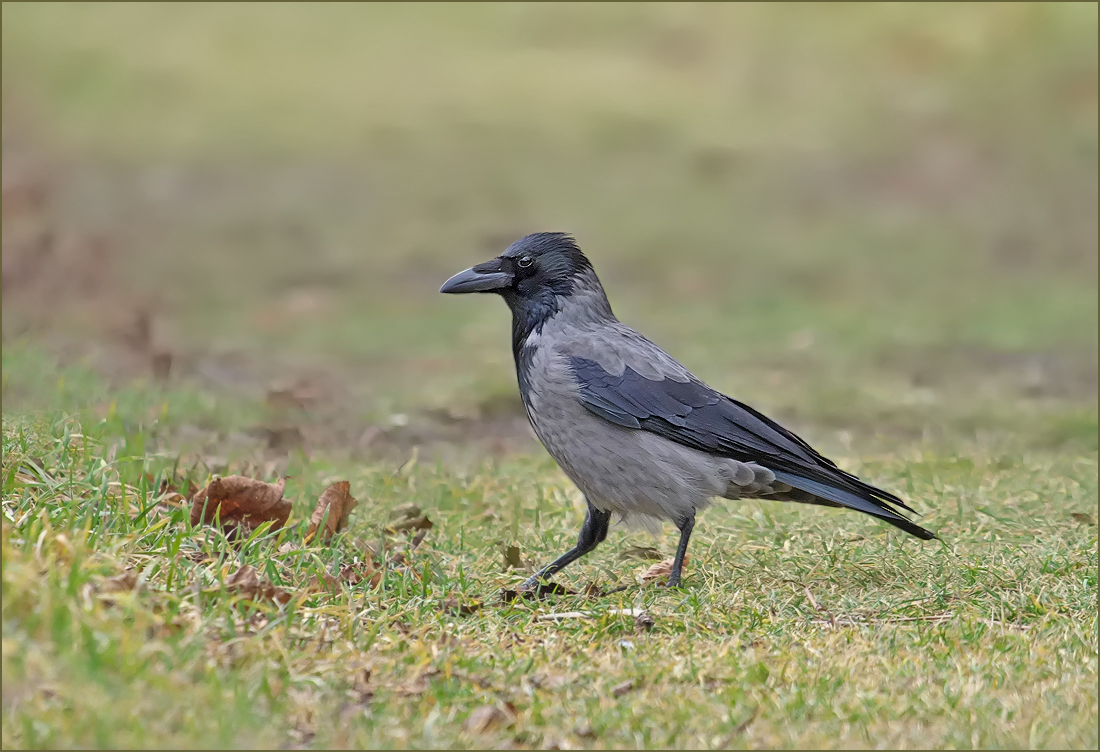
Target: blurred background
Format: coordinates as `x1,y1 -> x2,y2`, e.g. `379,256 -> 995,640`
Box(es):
2,3 -> 1096,461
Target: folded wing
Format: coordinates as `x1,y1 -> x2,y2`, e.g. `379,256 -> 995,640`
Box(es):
569,356 -> 936,540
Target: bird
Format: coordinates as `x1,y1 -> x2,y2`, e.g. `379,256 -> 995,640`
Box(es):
440,232 -> 936,589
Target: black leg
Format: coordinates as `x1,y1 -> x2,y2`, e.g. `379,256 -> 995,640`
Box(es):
667,512 -> 695,588
522,499 -> 611,590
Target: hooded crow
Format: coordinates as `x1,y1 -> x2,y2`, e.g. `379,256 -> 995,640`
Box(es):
441,232 -> 936,588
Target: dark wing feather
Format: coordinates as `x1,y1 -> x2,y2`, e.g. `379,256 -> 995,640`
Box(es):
569,356 -> 935,539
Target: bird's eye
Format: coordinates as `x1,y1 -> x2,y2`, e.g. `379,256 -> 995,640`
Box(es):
517,255 -> 534,269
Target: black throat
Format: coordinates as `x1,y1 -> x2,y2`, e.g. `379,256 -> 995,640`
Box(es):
503,288 -> 559,398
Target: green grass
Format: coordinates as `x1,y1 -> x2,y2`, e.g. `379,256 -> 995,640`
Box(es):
2,405 -> 1097,749
2,2 -> 1098,749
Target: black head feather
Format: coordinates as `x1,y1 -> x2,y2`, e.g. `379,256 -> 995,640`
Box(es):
440,232 -> 611,371
500,232 -> 593,300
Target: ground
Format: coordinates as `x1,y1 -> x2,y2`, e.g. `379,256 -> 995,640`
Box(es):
2,4 -> 1097,749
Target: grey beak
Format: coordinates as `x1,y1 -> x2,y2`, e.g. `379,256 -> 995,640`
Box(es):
439,260 -> 514,294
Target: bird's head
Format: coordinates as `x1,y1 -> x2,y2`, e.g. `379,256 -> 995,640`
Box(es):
441,232 -> 614,353
440,232 -> 609,310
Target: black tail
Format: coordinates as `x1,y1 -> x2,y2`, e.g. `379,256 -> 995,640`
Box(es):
772,470 -> 937,540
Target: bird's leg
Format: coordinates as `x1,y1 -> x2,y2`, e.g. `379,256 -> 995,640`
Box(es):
522,499 -> 611,590
666,512 -> 695,588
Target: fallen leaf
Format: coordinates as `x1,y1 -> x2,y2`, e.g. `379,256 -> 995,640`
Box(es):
464,705 -> 511,734
441,598 -> 482,617
1070,512 -> 1095,526
502,544 -> 525,570
387,515 -> 433,533
634,611 -> 656,632
612,680 -> 636,698
226,564 -> 292,605
306,481 -> 358,543
638,555 -> 689,586
189,476 -> 291,538
618,545 -> 664,562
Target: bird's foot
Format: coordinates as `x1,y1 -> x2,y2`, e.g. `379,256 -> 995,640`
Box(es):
521,574 -> 549,591
663,576 -> 683,589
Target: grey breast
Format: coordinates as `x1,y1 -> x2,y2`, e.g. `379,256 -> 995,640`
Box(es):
520,313 -> 790,526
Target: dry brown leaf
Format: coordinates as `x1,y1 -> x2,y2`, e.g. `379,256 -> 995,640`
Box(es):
226,564 -> 292,605
612,680 -> 636,698
306,481 -> 358,543
464,705 -> 512,734
634,611 -> 656,632
1070,512 -> 1095,526
638,555 -> 689,586
387,515 -> 433,533
190,476 -> 290,538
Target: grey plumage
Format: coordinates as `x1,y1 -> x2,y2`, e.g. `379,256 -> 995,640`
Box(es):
441,232 -> 936,588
